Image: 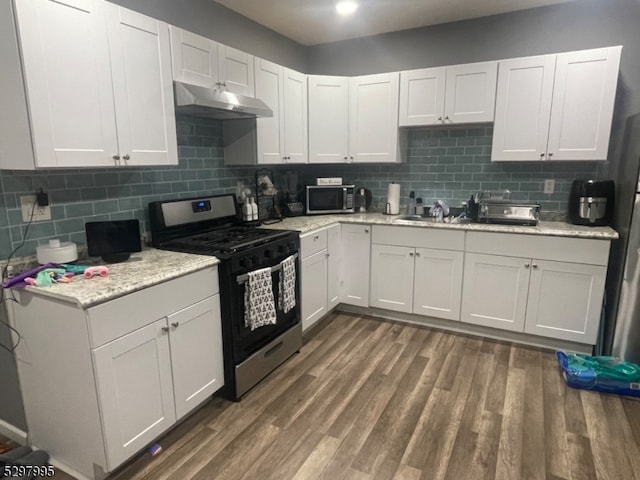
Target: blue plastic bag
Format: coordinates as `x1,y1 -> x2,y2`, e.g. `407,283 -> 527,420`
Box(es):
556,351 -> 640,397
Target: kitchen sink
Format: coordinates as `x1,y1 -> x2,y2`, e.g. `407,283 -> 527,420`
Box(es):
394,215 -> 472,224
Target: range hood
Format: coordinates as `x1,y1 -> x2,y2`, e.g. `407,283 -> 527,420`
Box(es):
173,81 -> 273,120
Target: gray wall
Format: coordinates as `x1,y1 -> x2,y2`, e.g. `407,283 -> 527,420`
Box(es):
108,0 -> 308,72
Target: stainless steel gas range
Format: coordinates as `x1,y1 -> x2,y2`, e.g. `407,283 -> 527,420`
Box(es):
149,194 -> 301,400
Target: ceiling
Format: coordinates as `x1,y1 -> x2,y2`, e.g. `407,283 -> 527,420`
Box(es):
214,0 -> 579,46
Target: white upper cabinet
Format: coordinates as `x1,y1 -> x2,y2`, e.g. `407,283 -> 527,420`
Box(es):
254,58 -> 284,164
169,26 -> 219,88
106,4 -> 177,166
225,59 -> 307,165
308,75 -> 350,163
169,26 -> 254,96
349,72 -> 401,163
492,46 -> 621,161
546,47 -> 621,161
6,0 -> 118,169
399,62 -> 497,126
1,0 -> 177,169
309,73 -> 400,164
282,67 -> 308,164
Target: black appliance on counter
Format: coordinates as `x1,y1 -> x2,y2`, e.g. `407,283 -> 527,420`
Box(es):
149,194 -> 301,401
568,180 -> 615,226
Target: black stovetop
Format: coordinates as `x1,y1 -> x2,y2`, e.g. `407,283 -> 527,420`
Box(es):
159,226 -> 294,257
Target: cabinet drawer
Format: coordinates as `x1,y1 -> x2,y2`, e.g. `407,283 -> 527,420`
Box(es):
301,229 -> 328,258
465,232 -> 610,265
87,267 -> 219,348
372,225 -> 465,251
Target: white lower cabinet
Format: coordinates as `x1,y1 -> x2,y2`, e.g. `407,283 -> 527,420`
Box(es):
461,232 -> 610,344
340,224 -> 372,306
326,224 -> 342,310
10,267 -> 223,479
300,225 -> 342,332
461,253 -> 530,332
370,226 -> 465,321
301,250 -> 328,331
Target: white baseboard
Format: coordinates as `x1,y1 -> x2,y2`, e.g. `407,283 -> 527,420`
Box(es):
0,418 -> 27,445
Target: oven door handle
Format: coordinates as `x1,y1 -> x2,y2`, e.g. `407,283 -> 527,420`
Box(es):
264,341 -> 284,358
236,252 -> 299,284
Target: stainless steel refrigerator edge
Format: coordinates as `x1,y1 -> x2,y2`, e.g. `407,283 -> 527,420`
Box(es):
605,112 -> 640,363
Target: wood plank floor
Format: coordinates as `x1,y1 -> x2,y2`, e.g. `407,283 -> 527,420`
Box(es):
53,312 -> 640,479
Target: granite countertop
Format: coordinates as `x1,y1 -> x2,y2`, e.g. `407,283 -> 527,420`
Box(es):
17,248 -> 219,309
262,213 -> 619,240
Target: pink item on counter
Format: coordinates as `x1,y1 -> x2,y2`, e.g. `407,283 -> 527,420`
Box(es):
84,266 -> 109,279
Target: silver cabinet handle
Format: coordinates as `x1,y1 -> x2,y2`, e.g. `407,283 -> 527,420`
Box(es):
444,115 -> 449,120
171,321 -> 179,328
350,156 -> 354,160
122,154 -> 130,161
415,252 -> 421,257
161,326 -> 169,333
532,264 -> 538,269
364,228 -> 369,233
548,153 -> 553,158
525,263 -> 530,268
409,251 -> 414,256
540,153 -> 545,157
313,235 -> 319,240
112,155 -> 120,160
325,252 -> 330,258
437,116 -> 442,120
344,156 -> 348,160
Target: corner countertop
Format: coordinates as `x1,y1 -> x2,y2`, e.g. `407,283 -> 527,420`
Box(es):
261,213 -> 619,240
17,248 -> 220,309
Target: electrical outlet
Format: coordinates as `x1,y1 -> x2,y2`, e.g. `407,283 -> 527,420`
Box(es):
544,179 -> 555,194
21,195 -> 51,222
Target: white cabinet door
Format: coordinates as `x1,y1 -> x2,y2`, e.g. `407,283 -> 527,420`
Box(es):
308,75 -> 350,163
461,253 -> 530,332
413,248 -> 464,321
326,224 -> 342,310
524,260 -> 606,344
92,319 -> 176,471
106,5 -> 177,166
349,72 -> 400,163
169,26 -> 219,88
168,295 -> 224,420
15,0 -> 118,168
341,224 -> 371,307
370,244 -> 415,313
399,67 -> 446,126
491,54 -> 556,161
546,46 -> 621,161
218,45 -> 254,97
254,58 -> 284,164
301,250 -> 328,331
444,61 -> 498,124
282,68 -> 308,164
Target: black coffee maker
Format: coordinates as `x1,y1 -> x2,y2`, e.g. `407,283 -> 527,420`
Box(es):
568,180 -> 615,226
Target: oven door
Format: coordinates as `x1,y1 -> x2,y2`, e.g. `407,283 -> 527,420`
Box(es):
219,242 -> 301,365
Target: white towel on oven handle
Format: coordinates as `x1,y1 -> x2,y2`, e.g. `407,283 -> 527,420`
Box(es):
244,267 -> 277,331
278,255 -> 296,313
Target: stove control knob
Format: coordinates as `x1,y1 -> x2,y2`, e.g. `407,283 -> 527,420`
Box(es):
240,257 -> 252,269
264,249 -> 272,258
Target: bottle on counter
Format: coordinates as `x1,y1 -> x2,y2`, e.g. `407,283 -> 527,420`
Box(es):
407,191 -> 416,215
242,198 -> 252,222
250,196 -> 259,221
415,197 -> 424,216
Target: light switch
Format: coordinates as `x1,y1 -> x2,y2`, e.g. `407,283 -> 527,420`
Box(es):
544,179 -> 555,194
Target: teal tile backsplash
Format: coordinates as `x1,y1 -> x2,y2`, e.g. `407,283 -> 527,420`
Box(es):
0,120 -> 606,261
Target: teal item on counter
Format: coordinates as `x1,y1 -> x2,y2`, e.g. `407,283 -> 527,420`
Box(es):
60,264 -> 91,274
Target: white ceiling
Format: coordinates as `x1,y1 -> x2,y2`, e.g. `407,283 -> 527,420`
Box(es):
214,0 -> 579,46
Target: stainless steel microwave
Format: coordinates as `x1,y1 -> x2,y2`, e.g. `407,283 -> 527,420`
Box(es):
306,185 -> 355,214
